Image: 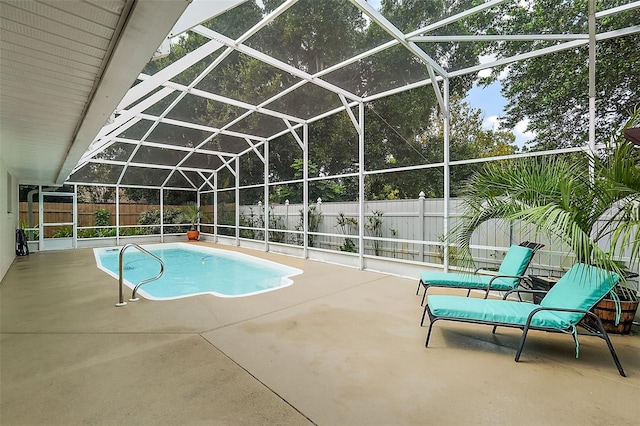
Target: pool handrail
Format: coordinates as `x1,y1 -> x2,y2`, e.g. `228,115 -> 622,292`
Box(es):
117,243 -> 165,307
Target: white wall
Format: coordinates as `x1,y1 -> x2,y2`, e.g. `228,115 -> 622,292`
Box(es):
0,156 -> 18,282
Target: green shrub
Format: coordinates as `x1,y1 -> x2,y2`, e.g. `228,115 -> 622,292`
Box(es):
119,226 -> 148,236
239,207 -> 262,239
295,206 -> 322,247
365,211 -> 384,256
94,208 -> 111,227
52,226 -> 73,238
336,213 -> 358,252
137,208 -> 186,234
268,208 -> 286,243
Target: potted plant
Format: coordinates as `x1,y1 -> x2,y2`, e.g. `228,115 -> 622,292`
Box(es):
181,204 -> 207,241
452,110 -> 640,333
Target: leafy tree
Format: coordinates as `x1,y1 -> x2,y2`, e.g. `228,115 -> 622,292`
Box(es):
308,112 -> 359,179
472,0 -> 640,150
357,0 -> 485,199
268,133 -> 302,182
257,0 -> 487,200
270,159 -> 345,203
124,187 -> 196,205
366,96 -> 517,198
261,0 -> 367,74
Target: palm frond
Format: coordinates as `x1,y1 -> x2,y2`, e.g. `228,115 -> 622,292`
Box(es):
452,111 -> 639,279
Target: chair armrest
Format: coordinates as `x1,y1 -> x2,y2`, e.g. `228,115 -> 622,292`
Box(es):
503,285 -> 546,300
483,274 -> 530,298
473,267 -> 484,275
474,268 -> 502,276
525,306 -> 592,329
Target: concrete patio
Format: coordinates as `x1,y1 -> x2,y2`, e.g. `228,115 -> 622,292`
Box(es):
1,243 -> 639,425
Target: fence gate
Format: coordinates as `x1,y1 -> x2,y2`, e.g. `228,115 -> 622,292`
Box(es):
39,191 -> 76,251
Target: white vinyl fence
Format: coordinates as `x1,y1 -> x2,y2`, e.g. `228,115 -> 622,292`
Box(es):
231,195 -> 637,280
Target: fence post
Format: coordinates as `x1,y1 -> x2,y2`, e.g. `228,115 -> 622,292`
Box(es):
316,198 -> 322,248
264,139 -> 269,252
285,199 -> 289,244
258,200 -> 265,246
419,191 -> 425,262
235,157 -> 240,247
214,172 -> 218,243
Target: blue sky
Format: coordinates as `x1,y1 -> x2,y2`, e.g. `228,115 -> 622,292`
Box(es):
465,81 -> 535,149
466,82 -> 505,121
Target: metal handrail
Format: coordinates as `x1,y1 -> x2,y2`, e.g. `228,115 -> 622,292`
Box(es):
117,243 -> 165,307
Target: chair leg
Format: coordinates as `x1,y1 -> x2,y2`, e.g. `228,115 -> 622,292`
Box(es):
587,313 -> 627,377
416,280 -> 422,296
420,304 -> 429,326
514,325 -> 531,362
517,315 -> 626,377
425,319 -> 437,347
601,332 -> 627,377
421,286 -> 428,306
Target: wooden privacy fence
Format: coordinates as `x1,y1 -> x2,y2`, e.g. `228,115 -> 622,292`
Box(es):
18,202 -> 194,227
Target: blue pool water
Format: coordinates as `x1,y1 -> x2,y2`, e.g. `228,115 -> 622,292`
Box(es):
93,243 -> 302,300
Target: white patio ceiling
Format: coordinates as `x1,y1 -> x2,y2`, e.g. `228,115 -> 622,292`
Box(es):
0,0 -> 190,185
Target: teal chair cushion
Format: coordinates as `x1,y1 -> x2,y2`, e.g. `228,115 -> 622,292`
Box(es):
496,245 -> 535,279
427,295 -> 571,329
540,263 -> 619,325
421,245 -> 534,291
419,272 -> 517,291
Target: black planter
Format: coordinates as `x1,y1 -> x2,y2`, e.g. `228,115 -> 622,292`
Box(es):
528,275 -> 560,304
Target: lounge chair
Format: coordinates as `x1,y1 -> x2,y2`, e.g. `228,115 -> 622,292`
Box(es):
423,263 -> 626,376
416,242 -> 543,306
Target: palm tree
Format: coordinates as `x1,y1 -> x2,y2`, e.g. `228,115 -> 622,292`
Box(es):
181,204 -> 206,231
453,111 -> 640,281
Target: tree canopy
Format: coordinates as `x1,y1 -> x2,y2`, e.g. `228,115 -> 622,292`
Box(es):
74,0 -> 637,204
473,0 -> 640,150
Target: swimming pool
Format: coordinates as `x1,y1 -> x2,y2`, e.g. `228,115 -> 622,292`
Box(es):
94,243 -> 302,300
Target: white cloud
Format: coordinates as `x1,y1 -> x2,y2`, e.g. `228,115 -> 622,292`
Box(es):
514,119 -> 535,138
483,115 -> 501,130
477,68 -> 492,78
496,66 -> 510,80
477,54 -> 510,80
479,54 -> 495,64
514,119 -> 536,147
481,116 -> 536,148
477,55 -> 495,78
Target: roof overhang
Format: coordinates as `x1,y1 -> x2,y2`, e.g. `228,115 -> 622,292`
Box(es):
0,0 -> 190,185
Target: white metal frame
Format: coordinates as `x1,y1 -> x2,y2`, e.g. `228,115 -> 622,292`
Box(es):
62,1 -> 640,269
